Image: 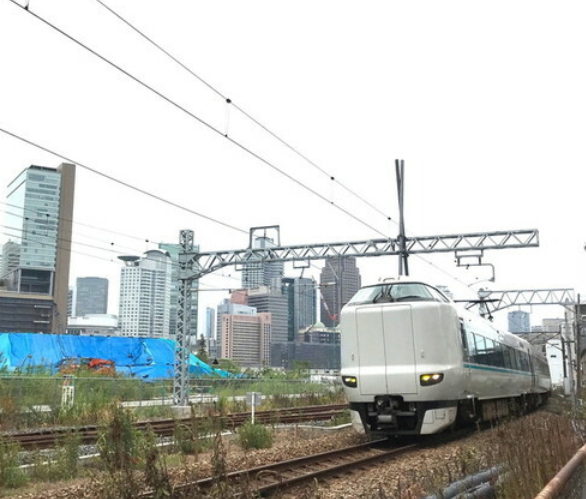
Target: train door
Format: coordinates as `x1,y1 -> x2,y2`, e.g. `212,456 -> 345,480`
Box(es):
355,305 -> 417,396
460,319 -> 472,392
528,355 -> 537,391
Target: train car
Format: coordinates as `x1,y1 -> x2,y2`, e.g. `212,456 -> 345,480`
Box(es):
340,278 -> 551,436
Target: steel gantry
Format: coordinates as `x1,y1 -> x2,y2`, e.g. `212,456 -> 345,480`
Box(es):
477,288 -> 576,314
172,228 -> 539,405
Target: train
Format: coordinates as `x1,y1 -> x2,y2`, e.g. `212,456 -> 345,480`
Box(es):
340,278 -> 551,436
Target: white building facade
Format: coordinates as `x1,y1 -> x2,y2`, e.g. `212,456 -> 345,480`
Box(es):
118,250 -> 172,338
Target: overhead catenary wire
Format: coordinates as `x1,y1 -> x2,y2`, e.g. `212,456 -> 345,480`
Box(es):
0,126 -> 248,235
3,3 -> 490,295
91,0 -> 395,225
0,125 -> 473,292
4,0 -> 391,239
0,199 -> 160,246
0,224 -> 242,292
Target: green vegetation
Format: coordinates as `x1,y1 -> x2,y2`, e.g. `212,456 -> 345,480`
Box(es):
31,431 -> 80,482
0,372 -> 344,430
0,438 -> 29,489
237,420 -> 273,450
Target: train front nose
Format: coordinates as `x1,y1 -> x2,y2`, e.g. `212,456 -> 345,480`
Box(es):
355,304 -> 418,396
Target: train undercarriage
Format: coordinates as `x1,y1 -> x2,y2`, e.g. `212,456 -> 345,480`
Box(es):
350,392 -> 548,436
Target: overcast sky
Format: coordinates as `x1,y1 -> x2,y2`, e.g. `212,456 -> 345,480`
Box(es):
1,0 -> 585,332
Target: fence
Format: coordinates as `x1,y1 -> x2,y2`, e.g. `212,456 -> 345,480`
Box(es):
533,443 -> 586,499
0,374 -> 342,429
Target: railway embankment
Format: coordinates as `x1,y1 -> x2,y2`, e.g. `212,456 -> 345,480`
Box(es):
1,404 -> 582,499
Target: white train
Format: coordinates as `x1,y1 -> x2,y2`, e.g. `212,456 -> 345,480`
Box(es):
340,279 -> 551,436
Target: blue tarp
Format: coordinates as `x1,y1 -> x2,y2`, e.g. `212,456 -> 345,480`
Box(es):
0,332 -> 229,379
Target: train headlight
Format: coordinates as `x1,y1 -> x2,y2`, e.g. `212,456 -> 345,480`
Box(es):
420,373 -> 444,386
342,376 -> 358,388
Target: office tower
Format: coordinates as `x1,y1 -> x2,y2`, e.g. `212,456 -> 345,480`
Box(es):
241,236 -> 284,290
1,164 -> 75,333
0,293 -> 54,333
282,277 -> 317,341
205,307 -> 215,339
0,241 -> 20,277
247,286 -> 288,366
67,287 -> 75,317
319,256 -> 361,327
216,297 -> 257,357
158,242 -> 199,338
75,277 -> 108,316
221,313 -> 271,368
118,250 -> 171,338
508,310 -> 531,333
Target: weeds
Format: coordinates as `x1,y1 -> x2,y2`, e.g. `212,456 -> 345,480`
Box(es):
142,429 -> 173,498
0,437 -> 28,489
31,431 -> 80,482
209,428 -> 233,499
97,404 -> 143,499
238,420 -> 273,450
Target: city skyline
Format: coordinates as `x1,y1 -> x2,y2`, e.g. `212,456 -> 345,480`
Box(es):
1,2 -> 585,335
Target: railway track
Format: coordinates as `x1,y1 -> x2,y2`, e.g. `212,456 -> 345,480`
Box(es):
3,404 -> 348,450
138,438 -> 415,498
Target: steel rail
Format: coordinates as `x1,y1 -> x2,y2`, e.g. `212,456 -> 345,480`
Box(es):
3,404 -> 348,450
138,438 -> 408,498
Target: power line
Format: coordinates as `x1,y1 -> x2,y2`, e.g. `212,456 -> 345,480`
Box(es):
91,0 -> 395,225
2,207 -> 152,257
0,200 -> 159,246
3,3 -> 488,292
0,126 -> 248,235
4,0 -> 390,238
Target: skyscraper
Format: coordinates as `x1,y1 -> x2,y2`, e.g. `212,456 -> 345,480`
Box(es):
75,277 -> 108,316
221,313 -> 271,368
205,307 -> 215,339
241,236 -> 284,290
247,285 -> 288,366
508,310 -> 531,333
1,164 -> 75,333
216,297 -> 257,358
282,277 -> 317,341
319,256 -> 361,327
118,250 -> 171,338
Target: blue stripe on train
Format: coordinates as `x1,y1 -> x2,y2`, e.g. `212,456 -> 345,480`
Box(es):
463,363 -> 533,376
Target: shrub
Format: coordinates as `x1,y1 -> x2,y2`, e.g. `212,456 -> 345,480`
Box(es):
237,421 -> 273,450
0,438 -> 28,488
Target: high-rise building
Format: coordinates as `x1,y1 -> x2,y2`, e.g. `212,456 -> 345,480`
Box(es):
221,313 -> 271,368
205,307 -> 215,339
67,287 -> 75,317
216,297 -> 257,357
158,242 -> 199,339
508,310 -> 531,333
282,277 -> 317,341
1,164 -> 75,333
247,286 -> 288,366
319,256 -> 361,327
118,250 -> 171,338
241,236 -> 284,290
75,277 -> 108,316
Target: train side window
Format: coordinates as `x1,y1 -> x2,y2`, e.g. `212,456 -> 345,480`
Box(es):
460,321 -> 469,361
494,342 -> 505,368
511,349 -> 523,371
484,337 -> 496,366
520,352 -> 530,372
467,331 -> 477,362
508,348 -> 518,370
474,335 -> 488,365
503,345 -> 513,369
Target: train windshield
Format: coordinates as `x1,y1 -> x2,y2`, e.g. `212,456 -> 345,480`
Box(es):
347,282 -> 450,305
